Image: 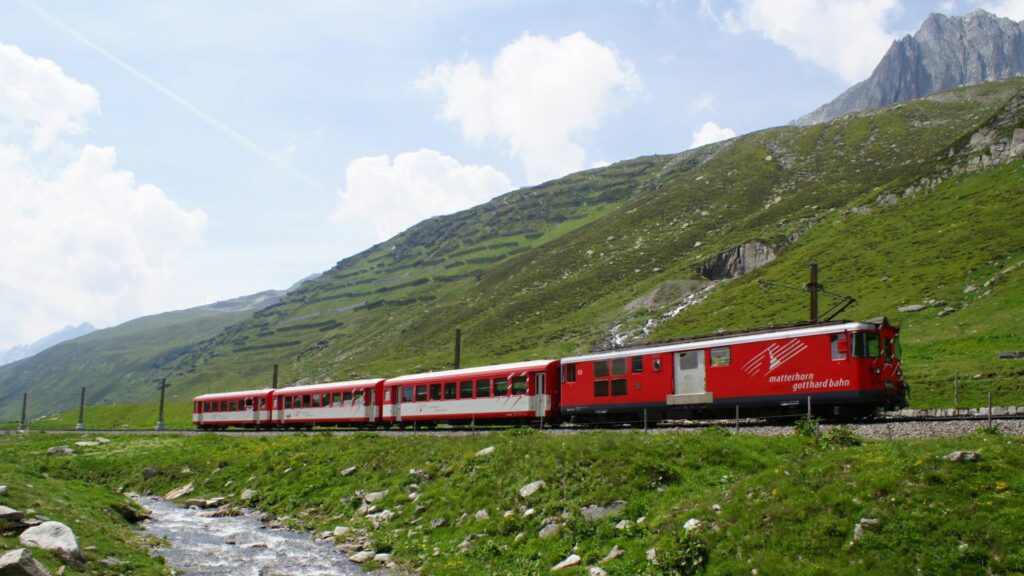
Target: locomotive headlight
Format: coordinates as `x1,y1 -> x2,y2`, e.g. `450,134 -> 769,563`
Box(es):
896,369 -> 903,377
873,368 -> 882,375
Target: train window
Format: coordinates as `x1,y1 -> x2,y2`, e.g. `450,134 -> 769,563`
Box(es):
460,380 -> 474,398
831,335 -> 847,360
260,398 -> 267,409
476,379 -> 491,397
594,380 -> 609,397
322,393 -> 331,406
710,347 -> 731,367
444,382 -> 457,399
221,401 -> 228,411
894,335 -> 902,360
245,398 -> 254,409
203,402 -> 211,412
229,401 -> 237,411
594,361 -> 609,377
402,386 -> 414,402
611,358 -> 627,376
884,338 -> 894,362
853,333 -> 881,358
631,356 -> 643,373
332,392 -> 341,406
494,378 -> 508,395
511,376 -> 528,395
564,363 -> 577,383
311,394 -> 321,408
284,396 -> 292,409
416,385 -> 427,402
611,379 -> 628,396
384,389 -> 392,402
430,383 -> 442,400
303,395 -> 312,408
653,358 -> 662,372
343,391 -> 353,404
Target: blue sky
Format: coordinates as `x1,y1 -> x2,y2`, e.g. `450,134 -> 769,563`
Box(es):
0,0 -> 1020,348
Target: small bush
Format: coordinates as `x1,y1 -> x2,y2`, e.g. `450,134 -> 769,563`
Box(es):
793,416 -> 820,438
822,425 -> 862,448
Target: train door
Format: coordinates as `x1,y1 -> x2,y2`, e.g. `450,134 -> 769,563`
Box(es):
533,372 -> 546,417
245,397 -> 257,426
393,387 -> 402,422
365,389 -> 376,423
669,350 -> 712,405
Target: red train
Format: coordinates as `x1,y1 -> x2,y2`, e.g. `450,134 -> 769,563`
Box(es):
192,318 -> 907,428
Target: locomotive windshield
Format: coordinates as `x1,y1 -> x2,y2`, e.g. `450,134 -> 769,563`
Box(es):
852,332 -> 881,358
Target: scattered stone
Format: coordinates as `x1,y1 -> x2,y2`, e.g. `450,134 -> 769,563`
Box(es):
180,466 -> 192,475
683,518 -> 703,533
0,505 -> 25,522
95,437 -> 110,444
364,490 -> 388,503
938,306 -> 958,317
580,500 -> 627,521
523,508 -> 536,518
503,510 -> 515,518
474,509 -> 490,521
601,545 -> 624,563
204,497 -> 227,508
0,548 -> 50,576
333,526 -> 351,538
519,480 -> 546,499
73,441 -> 99,448
240,489 -> 255,501
456,534 -> 476,552
0,485 -> 6,496
183,499 -> 207,508
551,554 -> 581,571
897,304 -> 927,313
963,285 -> 979,294
46,446 -> 73,457
164,482 -> 194,501
109,502 -> 151,523
98,557 -> 124,567
588,567 -> 609,576
944,451 -> 981,462
348,551 -> 375,564
711,503 -> 722,514
475,446 -> 495,457
19,521 -> 84,569
430,517 -> 449,529
851,517 -> 880,544
141,468 -> 158,480
637,516 -> 646,524
646,547 -> 657,562
366,509 -> 395,528
373,553 -> 393,563
539,523 -> 562,539
409,469 -> 430,482
514,532 -> 525,543
340,466 -> 358,477
614,519 -> 632,531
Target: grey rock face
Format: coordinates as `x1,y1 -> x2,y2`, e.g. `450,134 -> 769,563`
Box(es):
798,10 -> 1024,125
698,241 -> 776,281
18,521 -> 84,569
0,548 -> 51,576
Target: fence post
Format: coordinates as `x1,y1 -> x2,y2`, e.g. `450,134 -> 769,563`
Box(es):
734,405 -> 740,434
954,371 -> 959,411
19,393 -> 27,431
643,409 -> 648,432
155,378 -> 167,431
76,387 -> 86,430
988,391 -> 993,428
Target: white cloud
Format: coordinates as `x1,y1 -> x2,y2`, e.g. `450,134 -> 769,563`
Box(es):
0,43 -> 99,149
690,121 -> 736,148
335,149 -> 511,241
703,0 -> 902,84
419,32 -> 641,184
981,0 -> 1024,19
0,42 -> 206,349
691,93 -> 716,112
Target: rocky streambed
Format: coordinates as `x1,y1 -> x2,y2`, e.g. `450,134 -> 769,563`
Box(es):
134,496 -> 367,575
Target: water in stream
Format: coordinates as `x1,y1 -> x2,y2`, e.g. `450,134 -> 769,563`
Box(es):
135,496 -> 364,575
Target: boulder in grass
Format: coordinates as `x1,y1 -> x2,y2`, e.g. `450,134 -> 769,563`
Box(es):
164,482 -> 194,500
46,446 -> 73,457
944,451 -> 981,462
551,554 -> 581,571
0,505 -> 25,522
519,480 -> 545,499
348,551 -> 375,564
19,521 -> 84,570
0,548 -> 51,576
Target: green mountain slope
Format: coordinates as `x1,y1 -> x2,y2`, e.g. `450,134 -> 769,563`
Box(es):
0,291 -> 282,420
3,79 -> 1024,418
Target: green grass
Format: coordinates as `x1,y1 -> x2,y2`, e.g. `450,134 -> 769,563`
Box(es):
1,429 -> 1021,575
21,403 -> 194,431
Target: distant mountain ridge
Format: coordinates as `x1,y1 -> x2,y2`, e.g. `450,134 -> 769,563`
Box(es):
797,9 -> 1024,125
0,323 -> 96,367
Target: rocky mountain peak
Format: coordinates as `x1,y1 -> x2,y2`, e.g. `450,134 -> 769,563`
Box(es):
796,9 -> 1024,125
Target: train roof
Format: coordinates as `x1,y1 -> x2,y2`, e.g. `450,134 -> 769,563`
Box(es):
385,359 -> 558,384
561,318 -> 892,364
194,388 -> 274,401
275,379 -> 384,393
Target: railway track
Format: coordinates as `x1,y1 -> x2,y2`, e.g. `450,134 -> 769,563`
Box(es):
4,412 -> 1024,439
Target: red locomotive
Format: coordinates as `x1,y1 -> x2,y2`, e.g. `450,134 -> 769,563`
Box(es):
192,318 -> 906,428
